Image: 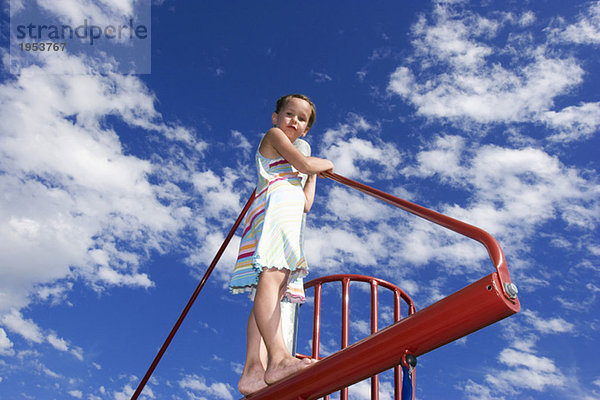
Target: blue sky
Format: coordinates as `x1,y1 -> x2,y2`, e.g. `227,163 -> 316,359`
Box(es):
1,0 -> 599,399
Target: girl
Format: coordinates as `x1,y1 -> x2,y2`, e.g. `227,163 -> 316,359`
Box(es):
230,94 -> 334,395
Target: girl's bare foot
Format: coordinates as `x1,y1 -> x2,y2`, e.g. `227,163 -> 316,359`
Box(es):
264,356 -> 313,385
238,366 -> 268,396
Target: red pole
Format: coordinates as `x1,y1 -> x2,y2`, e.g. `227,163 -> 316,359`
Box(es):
312,283 -> 322,360
393,291 -> 401,400
370,280 -> 379,400
131,190 -> 255,400
340,278 -> 350,400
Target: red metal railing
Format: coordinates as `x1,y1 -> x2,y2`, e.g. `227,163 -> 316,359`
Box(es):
320,172 -> 517,302
301,274 -> 416,400
245,173 -> 519,399
247,274 -> 518,399
131,171 -> 520,400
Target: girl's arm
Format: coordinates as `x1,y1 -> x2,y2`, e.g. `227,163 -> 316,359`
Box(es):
260,128 -> 334,174
303,174 -> 317,213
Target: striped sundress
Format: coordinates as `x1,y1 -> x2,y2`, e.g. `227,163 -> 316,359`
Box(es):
229,146 -> 308,303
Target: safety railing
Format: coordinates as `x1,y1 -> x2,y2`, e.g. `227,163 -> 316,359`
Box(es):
300,274 -> 416,400
320,172 -> 518,302
131,171 -> 520,400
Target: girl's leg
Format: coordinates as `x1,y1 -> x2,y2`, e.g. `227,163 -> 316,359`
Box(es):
253,268 -> 312,385
238,309 -> 268,395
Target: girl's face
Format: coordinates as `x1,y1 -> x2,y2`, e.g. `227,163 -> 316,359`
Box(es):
272,97 -> 312,141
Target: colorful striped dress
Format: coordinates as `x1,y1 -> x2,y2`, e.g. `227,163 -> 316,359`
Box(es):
229,146 -> 308,303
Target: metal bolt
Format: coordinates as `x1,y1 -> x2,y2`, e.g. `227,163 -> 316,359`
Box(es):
504,282 -> 518,299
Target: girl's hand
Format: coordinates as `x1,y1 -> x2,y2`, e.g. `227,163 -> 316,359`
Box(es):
317,168 -> 333,179
261,128 -> 335,175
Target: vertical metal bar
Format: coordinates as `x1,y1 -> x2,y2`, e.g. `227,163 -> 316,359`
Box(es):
394,290 -> 401,400
341,278 -> 350,348
312,284 -> 322,360
370,280 -> 379,400
341,278 -> 350,400
312,283 -> 327,400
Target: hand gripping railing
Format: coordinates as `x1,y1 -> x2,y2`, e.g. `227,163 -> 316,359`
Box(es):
131,171 -> 520,400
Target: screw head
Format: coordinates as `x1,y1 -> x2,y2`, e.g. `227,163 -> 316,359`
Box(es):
505,282 -> 518,298
405,354 -> 417,368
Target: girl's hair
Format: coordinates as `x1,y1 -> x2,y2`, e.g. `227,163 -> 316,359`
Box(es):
275,94 -> 316,130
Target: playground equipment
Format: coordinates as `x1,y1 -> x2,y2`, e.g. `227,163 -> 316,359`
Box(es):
130,171 -> 520,400
295,274 -> 418,400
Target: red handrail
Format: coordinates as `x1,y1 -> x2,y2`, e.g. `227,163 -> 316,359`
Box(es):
131,190 -> 256,400
320,171 -> 518,302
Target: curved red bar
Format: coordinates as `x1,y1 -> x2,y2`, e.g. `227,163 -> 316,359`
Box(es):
320,171 -> 517,302
303,274 -> 417,400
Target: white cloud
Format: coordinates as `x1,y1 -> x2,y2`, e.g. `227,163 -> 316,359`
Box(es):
551,0 -> 600,45
324,187 -> 391,223
0,328 -> 14,356
230,362 -> 243,375
113,376 -> 156,400
312,71 -> 333,83
406,136 -> 599,252
387,0 -> 598,142
320,114 -> 401,180
543,102 -> 600,142
35,281 -> 74,306
0,46 -> 224,328
462,379 -> 501,400
467,145 -> 599,230
519,11 -> 536,27
0,53 -> 195,315
462,317 -> 573,398
191,168 -> 243,217
71,346 -> 84,361
230,130 -> 252,156
113,384 -> 135,400
389,51 -> 583,125
404,135 -> 465,182
305,225 -> 387,275
0,47 -> 249,379
485,348 -> 566,392
348,379 -> 395,400
350,319 -> 370,337
1,309 -> 44,343
35,0 -> 137,30
178,374 -> 234,400
1,309 -> 85,361
68,390 -> 83,399
522,310 -> 575,334
185,230 -> 241,288
47,332 -> 70,352
410,2 -> 499,70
